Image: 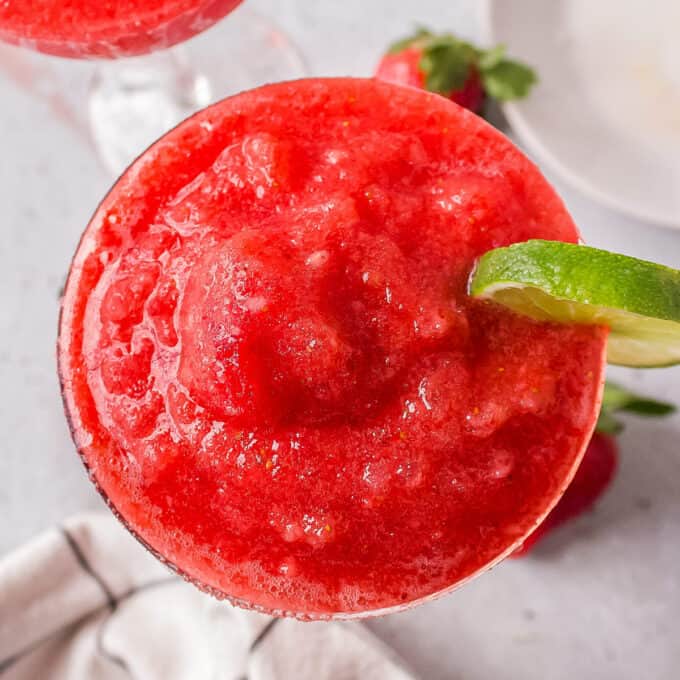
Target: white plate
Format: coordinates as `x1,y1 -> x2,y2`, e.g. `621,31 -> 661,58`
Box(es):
481,0 -> 680,228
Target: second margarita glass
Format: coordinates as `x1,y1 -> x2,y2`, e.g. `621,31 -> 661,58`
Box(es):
0,0 -> 306,173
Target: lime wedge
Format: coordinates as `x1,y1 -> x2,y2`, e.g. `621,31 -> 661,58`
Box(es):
468,240 -> 680,367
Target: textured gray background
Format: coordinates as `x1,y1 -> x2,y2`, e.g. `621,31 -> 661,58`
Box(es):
1,1 -> 679,678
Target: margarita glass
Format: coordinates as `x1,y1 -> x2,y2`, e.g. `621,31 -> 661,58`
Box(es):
58,78 -> 606,619
0,1 -> 305,173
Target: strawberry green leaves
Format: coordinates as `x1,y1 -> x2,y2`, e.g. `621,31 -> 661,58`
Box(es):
596,381 -> 675,434
385,28 -> 537,101
476,43 -> 537,100
479,54 -> 537,101
419,34 -> 479,94
387,29 -> 476,94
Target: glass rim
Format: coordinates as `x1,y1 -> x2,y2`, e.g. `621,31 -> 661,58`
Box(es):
56,77 -> 606,620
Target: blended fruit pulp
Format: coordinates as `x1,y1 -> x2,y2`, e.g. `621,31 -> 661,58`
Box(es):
59,78 -> 606,617
0,0 -> 243,58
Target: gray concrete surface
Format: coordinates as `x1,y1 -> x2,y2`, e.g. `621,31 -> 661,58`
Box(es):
1,2 -> 678,678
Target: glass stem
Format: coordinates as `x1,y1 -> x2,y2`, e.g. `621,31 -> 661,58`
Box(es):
88,48 -> 211,175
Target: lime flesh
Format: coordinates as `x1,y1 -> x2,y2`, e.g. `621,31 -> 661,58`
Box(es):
469,240 -> 680,367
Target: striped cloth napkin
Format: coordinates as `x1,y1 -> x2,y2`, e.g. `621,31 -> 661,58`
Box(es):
0,513 -> 416,680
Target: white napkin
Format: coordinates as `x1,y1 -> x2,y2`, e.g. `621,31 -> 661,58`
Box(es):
0,513 -> 416,680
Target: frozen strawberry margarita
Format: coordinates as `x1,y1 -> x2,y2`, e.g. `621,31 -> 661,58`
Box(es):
0,0 -> 243,58
58,78 -> 606,617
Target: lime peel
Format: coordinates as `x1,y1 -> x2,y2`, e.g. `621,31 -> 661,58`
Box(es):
469,240 -> 680,367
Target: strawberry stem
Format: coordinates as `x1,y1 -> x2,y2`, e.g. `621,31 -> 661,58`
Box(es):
596,381 -> 675,434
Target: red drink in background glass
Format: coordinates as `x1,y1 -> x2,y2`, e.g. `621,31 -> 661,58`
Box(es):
0,0 -> 304,174
0,0 -> 243,58
58,78 -> 606,619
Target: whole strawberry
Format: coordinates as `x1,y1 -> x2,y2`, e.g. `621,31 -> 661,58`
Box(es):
375,29 -> 537,115
512,382 -> 675,557
511,432 -> 618,557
